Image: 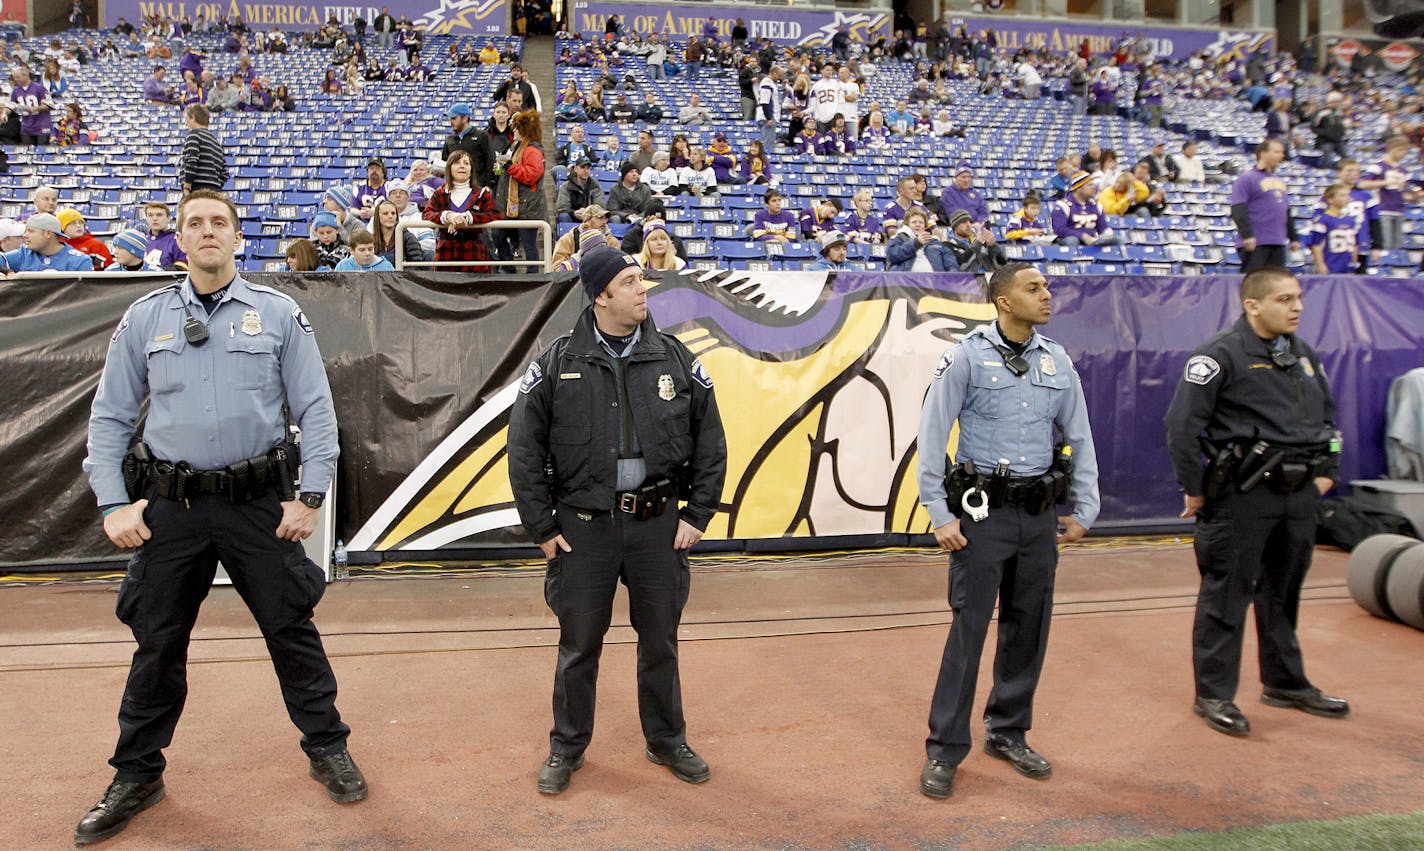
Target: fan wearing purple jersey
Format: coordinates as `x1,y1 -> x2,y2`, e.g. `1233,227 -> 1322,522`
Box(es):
819,115 -> 856,156
10,66 -> 56,144
751,190 -> 799,243
1229,139 -> 1299,272
1052,172 -> 1119,245
1316,159 -> 1377,271
1304,185 -> 1360,275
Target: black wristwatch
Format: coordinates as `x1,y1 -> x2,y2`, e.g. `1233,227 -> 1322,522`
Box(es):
299,492 -> 325,509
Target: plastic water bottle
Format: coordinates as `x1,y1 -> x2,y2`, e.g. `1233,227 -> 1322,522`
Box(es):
333,540 -> 349,581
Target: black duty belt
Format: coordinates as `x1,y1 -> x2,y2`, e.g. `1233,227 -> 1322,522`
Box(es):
616,478 -> 677,521
1202,439 -> 1330,498
142,446 -> 296,505
944,460 -> 1071,517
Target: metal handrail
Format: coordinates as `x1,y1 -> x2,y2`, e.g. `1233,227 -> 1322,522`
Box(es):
394,219 -> 553,273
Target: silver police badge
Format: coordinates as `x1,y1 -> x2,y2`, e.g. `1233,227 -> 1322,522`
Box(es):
1040,354 -> 1057,376
240,309 -> 262,336
658,374 -> 676,401
1301,359 -> 1315,377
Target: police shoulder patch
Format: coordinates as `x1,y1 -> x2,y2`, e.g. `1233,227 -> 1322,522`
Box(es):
292,305 -> 314,335
934,348 -> 954,378
690,357 -> 713,389
1184,355 -> 1221,386
519,361 -> 543,394
111,308 -> 131,344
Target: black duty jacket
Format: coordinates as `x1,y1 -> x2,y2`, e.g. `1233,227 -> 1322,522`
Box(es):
509,307 -> 727,542
1163,315 -> 1339,496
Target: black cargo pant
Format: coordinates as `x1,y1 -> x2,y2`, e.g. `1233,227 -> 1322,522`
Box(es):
1192,486 -> 1317,701
545,504 -> 689,758
110,491 -> 349,783
926,505 -> 1058,765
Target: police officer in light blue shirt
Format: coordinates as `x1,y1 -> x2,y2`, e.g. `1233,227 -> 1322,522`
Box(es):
915,262 -> 1100,801
75,190 -> 366,847
0,212 -> 96,273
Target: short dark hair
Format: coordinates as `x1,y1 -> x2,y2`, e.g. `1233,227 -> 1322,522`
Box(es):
1240,265 -> 1295,302
348,229 -> 375,247
185,104 -> 210,126
824,198 -> 842,211
1256,138 -> 1284,158
988,262 -> 1035,304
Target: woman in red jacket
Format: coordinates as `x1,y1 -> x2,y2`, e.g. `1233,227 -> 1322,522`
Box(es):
495,108 -> 547,272
422,149 -> 501,273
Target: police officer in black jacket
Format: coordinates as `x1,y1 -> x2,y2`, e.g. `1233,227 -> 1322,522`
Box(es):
1164,266 -> 1349,738
508,246 -> 727,795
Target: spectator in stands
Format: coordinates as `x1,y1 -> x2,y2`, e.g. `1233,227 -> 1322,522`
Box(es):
319,68 -> 342,95
1170,139 -> 1207,184
646,34 -> 668,81
40,59 -> 69,102
794,118 -> 821,154
635,220 -> 686,270
403,51 -> 434,82
751,189 -> 798,242
57,209 -> 112,269
668,135 -> 692,169
678,93 -> 711,126
479,43 -> 500,65
707,133 -> 739,183
884,207 -> 953,272
28,185 -> 59,221
685,35 -> 704,80
553,228 -> 607,273
557,156 -> 605,223
487,102 -> 515,176
1003,193 -> 1052,242
334,229 -> 395,271
1359,135 -> 1419,251
370,196 -> 424,266
10,66 -> 56,144
1230,138 -> 1298,271
556,81 -> 586,122
944,209 -> 1007,273
940,163 -> 989,228
0,219 -> 23,252
635,91 -> 664,126
552,204 -> 612,267
1045,156 -> 1078,200
678,147 -> 718,197
143,201 -> 188,269
609,92 -> 636,123
494,109 -> 547,271
319,184 -> 364,244
912,174 -> 949,228
206,76 -> 238,112
757,65 -> 783,149
1311,92 -> 1349,168
178,104 -> 228,193
741,140 -> 774,186
820,114 -> 856,156
1098,172 -> 1148,217
861,110 -> 892,149
1141,139 -> 1177,184
1015,55 -> 1042,100
883,176 -> 920,237
627,129 -> 658,172
1305,184 -> 1361,275
374,7 -> 396,49
1067,57 -> 1089,116
1,213 -> 94,273
1052,172 -> 1120,246
105,227 -> 161,271
310,211 -> 351,268
1128,161 -> 1168,217
806,231 -> 852,271
178,73 -> 205,108
423,148 -> 500,272
843,189 -> 883,243
798,198 -> 842,241
140,64 -> 172,105
641,151 -> 680,196
1089,69 -> 1116,115
1090,149 -> 1123,193
443,102 -> 494,194
885,98 -> 915,136
353,157 -> 389,219
271,84 -> 294,112
582,81 -> 607,122
56,103 -> 87,146
406,160 -> 443,208
1264,98 -> 1294,158
1328,158 -> 1378,269
607,164 -> 652,223
557,124 -> 596,167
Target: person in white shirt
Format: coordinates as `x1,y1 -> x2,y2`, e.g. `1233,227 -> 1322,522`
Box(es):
810,63 -> 841,126
836,65 -> 861,128
1171,140 -> 1207,184
640,151 -> 681,196
678,147 -> 719,197
1016,59 -> 1042,99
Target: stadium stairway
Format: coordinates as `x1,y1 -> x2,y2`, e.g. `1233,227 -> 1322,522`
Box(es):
523,36 -> 560,221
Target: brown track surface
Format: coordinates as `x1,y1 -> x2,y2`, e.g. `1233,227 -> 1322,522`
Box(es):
3,541 -> 1422,850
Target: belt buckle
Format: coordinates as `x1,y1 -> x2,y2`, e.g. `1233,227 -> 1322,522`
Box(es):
618,492 -> 639,514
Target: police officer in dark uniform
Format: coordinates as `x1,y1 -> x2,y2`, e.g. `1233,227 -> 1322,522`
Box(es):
508,246 -> 727,795
1165,266 -> 1349,737
78,190 -> 366,846
915,262 -> 1100,799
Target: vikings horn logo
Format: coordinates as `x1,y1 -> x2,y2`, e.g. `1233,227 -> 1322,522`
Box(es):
348,270 -> 996,551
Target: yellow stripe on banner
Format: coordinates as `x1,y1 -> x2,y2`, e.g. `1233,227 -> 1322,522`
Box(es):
379,425 -> 512,550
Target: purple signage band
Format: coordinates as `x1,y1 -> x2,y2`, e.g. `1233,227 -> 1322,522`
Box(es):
571,1 -> 891,48
107,0 -> 507,34
947,14 -> 1275,61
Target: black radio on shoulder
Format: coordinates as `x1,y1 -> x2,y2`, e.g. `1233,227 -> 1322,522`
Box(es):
183,313 -> 209,347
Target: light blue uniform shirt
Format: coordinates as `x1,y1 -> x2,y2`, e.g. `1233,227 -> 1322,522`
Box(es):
917,323 -> 1100,530
84,275 -> 339,507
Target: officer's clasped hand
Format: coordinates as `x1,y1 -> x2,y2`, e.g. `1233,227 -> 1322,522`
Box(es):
103,499 -> 152,549
1056,516 -> 1087,545
934,519 -> 969,552
276,500 -> 319,542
